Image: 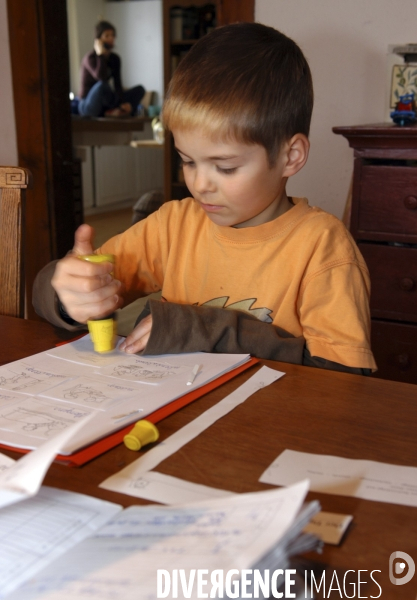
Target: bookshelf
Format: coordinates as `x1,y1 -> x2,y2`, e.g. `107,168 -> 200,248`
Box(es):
162,0 -> 254,201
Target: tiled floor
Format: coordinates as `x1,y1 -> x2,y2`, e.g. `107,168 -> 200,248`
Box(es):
84,208 -> 160,337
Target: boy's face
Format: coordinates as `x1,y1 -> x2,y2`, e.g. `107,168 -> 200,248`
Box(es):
173,128 -> 293,228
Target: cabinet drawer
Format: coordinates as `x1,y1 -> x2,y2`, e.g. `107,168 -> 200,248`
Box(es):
357,165 -> 417,242
371,320 -> 417,385
359,243 -> 417,322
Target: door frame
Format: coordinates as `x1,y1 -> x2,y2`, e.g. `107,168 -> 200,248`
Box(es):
7,0 -> 76,318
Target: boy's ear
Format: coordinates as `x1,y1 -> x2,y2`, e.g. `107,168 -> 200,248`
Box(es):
282,134 -> 310,177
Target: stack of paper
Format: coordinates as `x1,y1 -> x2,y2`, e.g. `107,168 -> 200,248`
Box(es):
4,480 -> 320,600
0,487 -> 121,598
0,335 -> 250,456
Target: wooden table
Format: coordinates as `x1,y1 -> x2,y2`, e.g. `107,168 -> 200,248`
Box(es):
1,315 -> 417,599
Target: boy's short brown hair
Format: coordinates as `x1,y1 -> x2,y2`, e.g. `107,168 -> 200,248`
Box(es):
162,22 -> 313,165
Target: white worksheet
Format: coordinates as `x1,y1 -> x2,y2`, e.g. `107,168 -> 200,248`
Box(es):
260,449 -> 417,507
0,396 -> 93,442
0,390 -> 30,408
98,355 -> 192,385
8,480 -> 309,600
0,361 -> 72,396
23,353 -> 96,378
46,335 -> 125,367
0,486 -> 121,598
40,376 -> 141,409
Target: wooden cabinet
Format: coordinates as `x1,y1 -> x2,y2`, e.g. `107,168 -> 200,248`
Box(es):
333,123 -> 417,384
162,0 -> 254,202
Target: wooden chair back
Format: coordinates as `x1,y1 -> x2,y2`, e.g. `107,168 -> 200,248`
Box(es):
0,166 -> 32,318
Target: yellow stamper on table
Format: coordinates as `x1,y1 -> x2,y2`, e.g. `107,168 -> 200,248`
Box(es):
78,254 -> 116,353
124,420 -> 159,451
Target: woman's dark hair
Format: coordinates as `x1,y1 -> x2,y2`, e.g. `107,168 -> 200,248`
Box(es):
95,20 -> 116,39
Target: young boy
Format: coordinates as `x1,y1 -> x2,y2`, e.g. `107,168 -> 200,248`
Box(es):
33,23 -> 376,375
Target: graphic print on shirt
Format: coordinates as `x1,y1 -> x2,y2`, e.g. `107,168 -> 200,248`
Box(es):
201,297 -> 273,323
160,296 -> 274,323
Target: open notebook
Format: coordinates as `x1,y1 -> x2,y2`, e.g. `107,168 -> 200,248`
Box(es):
0,335 -> 254,462
2,481 -> 320,600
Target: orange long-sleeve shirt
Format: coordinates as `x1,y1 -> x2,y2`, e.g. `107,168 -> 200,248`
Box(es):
99,197 -> 376,370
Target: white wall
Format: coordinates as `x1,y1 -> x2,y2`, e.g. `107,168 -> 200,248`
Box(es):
106,1 -> 163,104
0,0 -> 18,166
256,0 -> 417,219
67,0 -> 163,104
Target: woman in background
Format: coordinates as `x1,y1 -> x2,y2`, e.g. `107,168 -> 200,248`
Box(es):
78,20 -> 145,118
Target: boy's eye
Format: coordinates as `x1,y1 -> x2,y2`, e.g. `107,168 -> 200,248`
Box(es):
217,166 -> 237,175
180,159 -> 195,168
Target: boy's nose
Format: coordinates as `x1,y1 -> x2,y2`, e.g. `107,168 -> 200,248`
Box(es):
193,168 -> 214,194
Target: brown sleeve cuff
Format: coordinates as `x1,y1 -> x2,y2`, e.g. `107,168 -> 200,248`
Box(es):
141,300 -> 305,364
302,348 -> 372,376
32,260 -> 86,332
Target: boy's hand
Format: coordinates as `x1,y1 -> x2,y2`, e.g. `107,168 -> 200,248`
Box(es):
119,314 -> 153,354
51,224 -> 122,324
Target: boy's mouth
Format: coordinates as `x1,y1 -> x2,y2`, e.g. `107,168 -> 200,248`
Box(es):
199,202 -> 223,213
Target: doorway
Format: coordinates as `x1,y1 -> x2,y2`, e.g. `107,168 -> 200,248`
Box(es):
7,0 -> 254,319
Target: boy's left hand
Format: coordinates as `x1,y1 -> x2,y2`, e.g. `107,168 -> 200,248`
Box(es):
119,314 -> 152,354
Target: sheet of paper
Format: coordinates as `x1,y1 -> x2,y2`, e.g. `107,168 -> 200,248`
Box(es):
260,449 -> 417,507
10,480 -> 309,600
24,353 -> 97,378
0,390 -> 32,408
0,361 -> 72,395
102,470 -> 235,505
0,395 -> 93,444
98,355 -> 192,385
46,334 -> 125,367
0,413 -> 94,508
100,366 -> 284,495
39,375 -> 141,409
0,486 -> 121,599
53,352 -> 253,455
303,511 -> 353,545
131,351 -> 251,390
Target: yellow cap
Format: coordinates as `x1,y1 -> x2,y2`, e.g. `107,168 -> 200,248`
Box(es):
78,253 -> 115,276
78,253 -> 115,264
123,420 -> 159,451
87,316 -> 116,353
